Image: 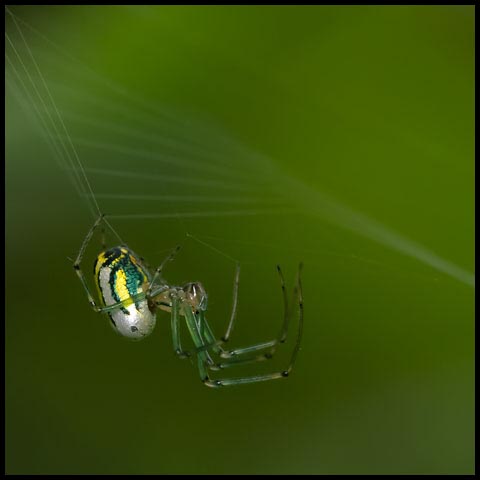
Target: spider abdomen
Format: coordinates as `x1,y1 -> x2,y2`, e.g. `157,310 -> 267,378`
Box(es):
94,246 -> 156,340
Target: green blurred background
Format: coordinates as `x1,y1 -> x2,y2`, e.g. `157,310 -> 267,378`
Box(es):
5,5 -> 474,475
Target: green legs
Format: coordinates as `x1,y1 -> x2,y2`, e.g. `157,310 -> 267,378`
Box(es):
170,294 -> 195,359
222,262 -> 241,342
174,263 -> 304,387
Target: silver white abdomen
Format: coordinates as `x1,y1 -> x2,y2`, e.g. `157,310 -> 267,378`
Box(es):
94,247 -> 157,341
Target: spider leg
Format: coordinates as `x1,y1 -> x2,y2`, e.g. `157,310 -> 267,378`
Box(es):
214,264 -> 290,359
181,265 -> 292,363
172,309 -> 272,370
169,295 -> 217,366
179,301 -> 216,374
179,263 -> 240,354
289,262 -> 304,370
187,311 -> 271,371
170,293 -> 191,359
172,309 -> 278,361
275,264 -> 290,343
222,264 -> 291,359
72,213 -> 105,311
221,262 -> 241,342
147,245 -> 181,296
192,263 -> 304,387
95,292 -> 147,314
206,291 -> 302,386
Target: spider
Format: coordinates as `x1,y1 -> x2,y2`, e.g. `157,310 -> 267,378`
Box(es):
72,214 -> 304,387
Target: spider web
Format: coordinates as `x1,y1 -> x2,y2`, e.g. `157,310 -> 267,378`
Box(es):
5,5 -> 474,298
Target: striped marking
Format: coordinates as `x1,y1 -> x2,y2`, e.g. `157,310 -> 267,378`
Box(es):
94,247 -> 149,313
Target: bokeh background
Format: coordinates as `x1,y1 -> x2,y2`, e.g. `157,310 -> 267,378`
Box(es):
5,5 -> 474,475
